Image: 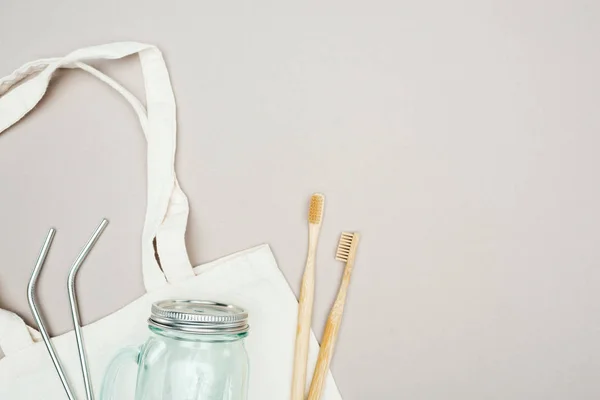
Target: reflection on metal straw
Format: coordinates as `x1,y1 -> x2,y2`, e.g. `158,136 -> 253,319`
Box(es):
68,218 -> 109,400
27,228 -> 77,400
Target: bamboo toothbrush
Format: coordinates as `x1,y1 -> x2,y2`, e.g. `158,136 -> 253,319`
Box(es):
307,232 -> 360,400
291,193 -> 325,400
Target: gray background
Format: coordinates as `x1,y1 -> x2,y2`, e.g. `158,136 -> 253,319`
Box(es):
1,1 -> 600,399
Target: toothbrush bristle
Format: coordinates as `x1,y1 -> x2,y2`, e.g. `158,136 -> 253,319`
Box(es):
335,232 -> 359,262
308,193 -> 324,224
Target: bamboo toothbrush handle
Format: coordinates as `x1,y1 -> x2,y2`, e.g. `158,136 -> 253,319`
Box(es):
291,227 -> 319,400
307,259 -> 355,400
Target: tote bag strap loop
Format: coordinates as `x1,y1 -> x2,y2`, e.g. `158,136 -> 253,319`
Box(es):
0,42 -> 194,292
0,308 -> 41,357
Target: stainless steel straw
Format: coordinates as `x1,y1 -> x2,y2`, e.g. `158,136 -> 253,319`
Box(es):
27,228 -> 77,400
67,219 -> 109,400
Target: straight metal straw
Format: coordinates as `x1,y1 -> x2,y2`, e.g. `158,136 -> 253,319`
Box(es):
68,218 -> 109,400
27,228 -> 77,400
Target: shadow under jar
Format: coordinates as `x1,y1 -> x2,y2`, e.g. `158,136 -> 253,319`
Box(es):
101,300 -> 250,400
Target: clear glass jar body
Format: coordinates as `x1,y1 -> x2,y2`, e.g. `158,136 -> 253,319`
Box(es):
100,326 -> 249,400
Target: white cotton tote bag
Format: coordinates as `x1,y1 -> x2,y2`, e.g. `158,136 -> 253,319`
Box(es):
0,42 -> 342,400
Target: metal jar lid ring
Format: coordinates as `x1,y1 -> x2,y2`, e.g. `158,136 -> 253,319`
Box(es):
148,299 -> 249,335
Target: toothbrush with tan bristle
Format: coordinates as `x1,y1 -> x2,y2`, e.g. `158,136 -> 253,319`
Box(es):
291,193 -> 325,400
307,232 -> 360,400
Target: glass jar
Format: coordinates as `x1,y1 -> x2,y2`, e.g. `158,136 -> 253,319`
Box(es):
100,300 -> 250,400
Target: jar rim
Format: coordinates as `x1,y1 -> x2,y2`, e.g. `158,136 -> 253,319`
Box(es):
148,300 -> 250,335
148,324 -> 249,341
